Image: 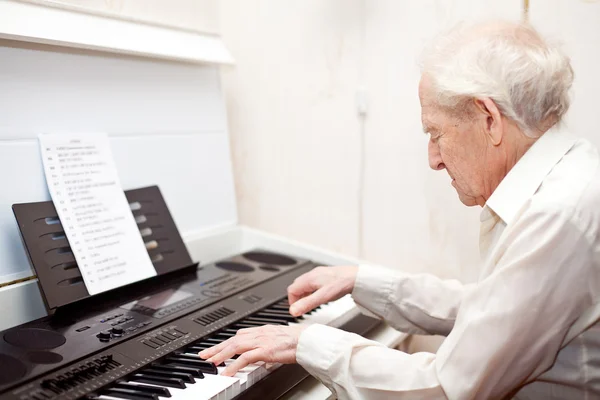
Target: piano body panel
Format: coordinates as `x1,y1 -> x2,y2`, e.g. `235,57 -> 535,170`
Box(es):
0,225 -> 409,400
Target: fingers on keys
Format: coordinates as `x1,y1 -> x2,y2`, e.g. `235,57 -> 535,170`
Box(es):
290,286 -> 334,317
287,268 -> 328,316
222,349 -> 263,376
287,273 -> 315,306
199,329 -> 262,372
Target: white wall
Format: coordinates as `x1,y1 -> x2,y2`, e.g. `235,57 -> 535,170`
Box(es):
0,40 -> 237,284
34,0 -> 220,33
220,0 -> 531,282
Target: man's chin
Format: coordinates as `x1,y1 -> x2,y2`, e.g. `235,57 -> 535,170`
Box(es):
456,191 -> 479,207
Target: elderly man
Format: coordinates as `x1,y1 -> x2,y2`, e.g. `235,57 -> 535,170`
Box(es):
200,21 -> 600,399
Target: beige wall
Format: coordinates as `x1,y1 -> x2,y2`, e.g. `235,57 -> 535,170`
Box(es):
92,0 -> 600,282
220,0 -> 365,260
219,0 -> 524,282
221,0 -> 600,281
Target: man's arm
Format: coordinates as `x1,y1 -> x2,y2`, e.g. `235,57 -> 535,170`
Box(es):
296,206 -> 596,399
286,264 -> 472,337
352,265 -> 473,336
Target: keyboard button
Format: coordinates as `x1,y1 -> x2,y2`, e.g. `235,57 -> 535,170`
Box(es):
142,340 -> 160,350
147,339 -> 164,348
161,332 -> 177,341
154,335 -> 170,344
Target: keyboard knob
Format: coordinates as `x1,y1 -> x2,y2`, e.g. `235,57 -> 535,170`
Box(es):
97,330 -> 111,341
111,327 -> 124,336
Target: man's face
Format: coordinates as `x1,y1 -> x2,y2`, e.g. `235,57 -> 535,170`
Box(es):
419,77 -> 491,207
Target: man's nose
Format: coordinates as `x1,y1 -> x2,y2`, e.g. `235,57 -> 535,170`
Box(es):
428,140 -> 445,171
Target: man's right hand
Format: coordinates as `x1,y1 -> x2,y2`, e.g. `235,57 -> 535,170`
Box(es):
287,266 -> 359,317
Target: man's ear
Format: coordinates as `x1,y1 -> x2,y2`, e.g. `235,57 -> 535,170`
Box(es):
473,97 -> 503,146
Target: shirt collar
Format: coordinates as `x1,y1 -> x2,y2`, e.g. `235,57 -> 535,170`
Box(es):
484,126 -> 577,225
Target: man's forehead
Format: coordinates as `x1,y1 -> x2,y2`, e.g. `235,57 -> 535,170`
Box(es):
418,75 -> 434,97
418,77 -> 438,112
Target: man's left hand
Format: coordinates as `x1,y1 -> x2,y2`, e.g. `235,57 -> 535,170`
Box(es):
198,325 -> 308,376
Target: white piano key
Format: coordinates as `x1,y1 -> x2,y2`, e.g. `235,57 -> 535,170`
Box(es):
124,373 -> 240,400
292,294 -> 356,326
219,359 -> 268,389
181,351 -> 268,391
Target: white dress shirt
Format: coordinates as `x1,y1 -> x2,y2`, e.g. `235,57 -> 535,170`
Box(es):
296,127 -> 600,399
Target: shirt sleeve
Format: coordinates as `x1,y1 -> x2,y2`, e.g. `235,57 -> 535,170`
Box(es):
296,206 -> 596,400
351,263 -> 473,336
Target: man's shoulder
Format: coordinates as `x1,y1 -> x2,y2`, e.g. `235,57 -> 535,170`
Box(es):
533,137 -> 600,220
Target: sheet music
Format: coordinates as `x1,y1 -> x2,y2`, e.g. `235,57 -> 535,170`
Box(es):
39,133 -> 156,295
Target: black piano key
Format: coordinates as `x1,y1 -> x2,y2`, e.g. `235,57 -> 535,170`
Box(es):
186,345 -> 210,352
173,353 -> 211,361
165,357 -> 218,374
267,305 -> 290,311
149,364 -> 204,379
201,338 -> 224,345
266,308 -> 292,315
255,312 -> 298,322
259,308 -> 294,316
213,331 -> 236,339
137,369 -> 195,383
186,346 -> 213,354
189,341 -> 211,347
113,382 -> 171,397
245,316 -> 289,325
221,328 -> 240,335
101,387 -> 159,400
129,374 -> 186,389
232,322 -> 263,328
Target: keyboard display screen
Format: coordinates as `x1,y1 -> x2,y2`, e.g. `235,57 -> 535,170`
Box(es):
120,289 -> 193,313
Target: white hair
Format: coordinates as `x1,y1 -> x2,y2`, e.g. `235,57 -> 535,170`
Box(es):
420,21 -> 574,137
